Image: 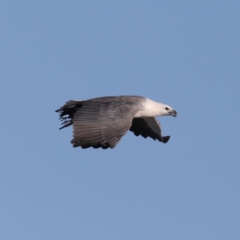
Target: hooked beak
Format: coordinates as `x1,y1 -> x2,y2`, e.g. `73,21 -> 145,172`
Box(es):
171,109 -> 177,117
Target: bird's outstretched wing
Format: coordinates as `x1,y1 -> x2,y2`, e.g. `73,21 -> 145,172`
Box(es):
130,117 -> 170,143
70,98 -> 140,149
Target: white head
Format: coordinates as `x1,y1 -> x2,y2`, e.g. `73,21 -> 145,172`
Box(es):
158,103 -> 177,117
135,98 -> 177,118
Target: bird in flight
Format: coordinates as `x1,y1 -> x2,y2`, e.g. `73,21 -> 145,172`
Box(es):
56,96 -> 177,149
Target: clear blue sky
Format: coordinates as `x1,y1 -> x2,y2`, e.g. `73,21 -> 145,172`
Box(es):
1,1 -> 240,239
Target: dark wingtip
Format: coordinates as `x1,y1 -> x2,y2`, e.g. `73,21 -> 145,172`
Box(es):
162,136 -> 170,143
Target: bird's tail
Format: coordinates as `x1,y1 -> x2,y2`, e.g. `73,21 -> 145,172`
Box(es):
55,100 -> 84,129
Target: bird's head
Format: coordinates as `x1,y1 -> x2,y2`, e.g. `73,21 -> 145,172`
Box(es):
160,104 -> 177,117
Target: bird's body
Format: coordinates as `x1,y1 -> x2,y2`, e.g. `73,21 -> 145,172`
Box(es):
56,96 -> 177,149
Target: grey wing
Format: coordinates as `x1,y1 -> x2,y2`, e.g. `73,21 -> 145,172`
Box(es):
130,117 -> 170,143
71,100 -> 138,149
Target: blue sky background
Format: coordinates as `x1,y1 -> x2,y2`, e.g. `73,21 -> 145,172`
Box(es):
1,1 -> 240,239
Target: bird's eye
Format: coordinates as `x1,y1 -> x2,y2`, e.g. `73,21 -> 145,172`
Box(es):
165,107 -> 169,110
